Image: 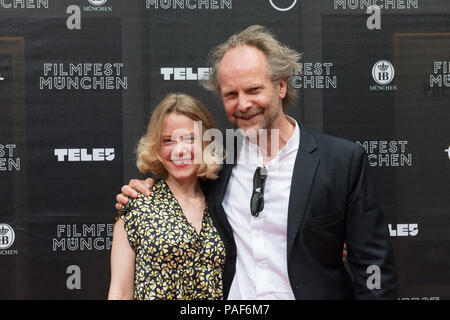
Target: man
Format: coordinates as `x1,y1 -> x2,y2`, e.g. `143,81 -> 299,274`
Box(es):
116,25 -> 397,299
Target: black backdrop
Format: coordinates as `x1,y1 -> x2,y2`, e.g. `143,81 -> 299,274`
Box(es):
0,0 -> 449,299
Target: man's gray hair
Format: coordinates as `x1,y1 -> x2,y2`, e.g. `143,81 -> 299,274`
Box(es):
202,25 -> 302,111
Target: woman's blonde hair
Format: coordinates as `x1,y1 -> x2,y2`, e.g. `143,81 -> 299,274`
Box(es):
136,93 -> 222,180
202,25 -> 302,112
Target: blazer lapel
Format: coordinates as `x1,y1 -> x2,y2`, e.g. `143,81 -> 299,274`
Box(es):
213,136 -> 240,242
218,134 -> 240,203
286,126 -> 320,257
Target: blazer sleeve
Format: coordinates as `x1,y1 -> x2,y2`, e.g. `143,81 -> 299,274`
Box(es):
345,144 -> 398,299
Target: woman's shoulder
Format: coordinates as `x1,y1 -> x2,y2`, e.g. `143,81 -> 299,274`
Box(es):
129,178 -> 171,205
149,178 -> 170,197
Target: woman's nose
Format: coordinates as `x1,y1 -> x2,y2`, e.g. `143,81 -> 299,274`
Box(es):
174,141 -> 188,157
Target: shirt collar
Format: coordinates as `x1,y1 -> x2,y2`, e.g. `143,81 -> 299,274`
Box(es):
236,116 -> 301,168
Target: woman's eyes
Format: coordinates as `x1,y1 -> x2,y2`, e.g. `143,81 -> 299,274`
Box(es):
162,136 -> 194,144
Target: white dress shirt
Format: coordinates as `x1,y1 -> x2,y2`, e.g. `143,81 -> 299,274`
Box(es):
223,118 -> 300,300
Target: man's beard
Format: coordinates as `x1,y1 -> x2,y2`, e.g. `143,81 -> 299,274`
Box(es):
233,101 -> 280,133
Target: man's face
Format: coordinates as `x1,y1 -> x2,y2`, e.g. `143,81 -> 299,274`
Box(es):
217,45 -> 287,133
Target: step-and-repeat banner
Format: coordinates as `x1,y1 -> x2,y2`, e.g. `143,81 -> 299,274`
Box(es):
0,0 -> 449,300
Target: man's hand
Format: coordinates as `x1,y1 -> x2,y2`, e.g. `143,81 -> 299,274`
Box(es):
115,178 -> 155,211
343,242 -> 347,262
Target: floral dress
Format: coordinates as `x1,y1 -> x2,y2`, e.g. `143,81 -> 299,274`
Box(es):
116,179 -> 225,300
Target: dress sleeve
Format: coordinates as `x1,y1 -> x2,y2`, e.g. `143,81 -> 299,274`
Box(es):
114,195 -> 142,252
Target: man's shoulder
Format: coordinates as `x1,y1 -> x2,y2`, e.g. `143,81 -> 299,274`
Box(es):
301,127 -> 364,158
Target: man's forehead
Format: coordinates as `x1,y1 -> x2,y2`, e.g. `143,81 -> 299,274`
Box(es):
220,45 -> 266,67
218,46 -> 270,84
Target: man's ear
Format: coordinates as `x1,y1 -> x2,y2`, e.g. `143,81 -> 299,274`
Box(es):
278,78 -> 287,99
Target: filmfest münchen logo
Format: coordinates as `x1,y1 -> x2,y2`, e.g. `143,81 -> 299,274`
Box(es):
53,224 -> 113,252
292,62 -> 337,89
333,0 -> 419,10
0,0 -> 48,8
356,140 -> 412,167
40,63 -> 127,90
0,144 -> 20,172
146,0 -> 232,9
0,224 -> 15,250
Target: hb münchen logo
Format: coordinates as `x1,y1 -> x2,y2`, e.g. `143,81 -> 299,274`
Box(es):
88,0 -> 108,6
372,60 -> 395,85
270,0 -> 297,12
0,224 -> 15,250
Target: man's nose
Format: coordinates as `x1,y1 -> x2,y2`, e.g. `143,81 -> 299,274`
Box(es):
237,94 -> 251,112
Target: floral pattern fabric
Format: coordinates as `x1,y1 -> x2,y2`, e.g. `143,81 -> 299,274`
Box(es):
117,179 -> 225,300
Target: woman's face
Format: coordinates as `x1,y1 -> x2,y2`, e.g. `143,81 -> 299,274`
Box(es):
159,113 -> 202,183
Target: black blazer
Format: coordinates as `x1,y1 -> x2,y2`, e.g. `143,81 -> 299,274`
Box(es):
206,124 -> 397,299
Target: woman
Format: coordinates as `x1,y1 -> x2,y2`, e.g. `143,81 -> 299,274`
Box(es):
108,93 -> 225,300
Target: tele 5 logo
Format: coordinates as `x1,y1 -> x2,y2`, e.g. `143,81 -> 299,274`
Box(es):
54,148 -> 115,162
388,224 -> 418,237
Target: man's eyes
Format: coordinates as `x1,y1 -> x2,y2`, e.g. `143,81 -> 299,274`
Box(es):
224,92 -> 237,98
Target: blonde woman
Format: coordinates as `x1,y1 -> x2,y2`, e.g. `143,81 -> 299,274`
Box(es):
108,93 -> 225,300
